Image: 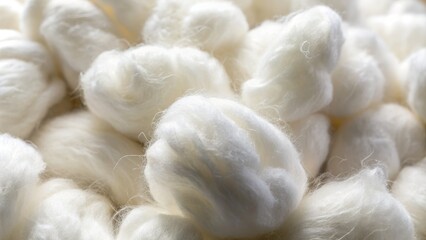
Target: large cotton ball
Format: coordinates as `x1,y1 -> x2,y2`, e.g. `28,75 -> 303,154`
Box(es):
274,168 -> 416,240
82,45 -> 233,141
368,14 -> 426,60
20,178 -> 114,240
117,206 -> 203,240
31,111 -> 147,206
392,158 -> 426,239
0,0 -> 22,30
22,0 -> 126,89
0,30 -> 66,139
327,104 -> 426,179
292,0 -> 360,23
145,95 -> 307,238
400,49 -> 426,123
0,134 -> 45,240
242,6 -> 343,122
289,114 -> 330,178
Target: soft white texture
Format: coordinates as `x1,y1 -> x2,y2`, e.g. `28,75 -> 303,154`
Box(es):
400,49 -> 426,123
145,95 -> 307,238
0,29 -> 66,138
0,0 -> 22,30
20,178 -> 114,240
325,26 -> 385,117
289,114 -> 330,178
0,134 -> 45,240
241,6 -> 343,122
392,158 -> 426,239
274,168 -> 416,240
388,0 -> 426,15
357,0 -> 394,18
31,111 -> 147,206
117,206 -> 203,240
368,13 -> 426,60
292,0 -> 360,23
327,104 -> 426,179
82,45 -> 233,141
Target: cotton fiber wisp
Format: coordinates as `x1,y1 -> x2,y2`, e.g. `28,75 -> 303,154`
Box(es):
145,95 -> 307,238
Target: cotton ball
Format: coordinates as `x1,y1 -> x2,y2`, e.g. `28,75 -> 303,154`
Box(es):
327,104 -> 426,179
368,14 -> 426,60
21,178 -> 114,240
289,114 -> 330,178
0,134 -> 45,240
31,111 -> 147,206
117,206 -> 203,240
81,45 -> 233,141
274,168 -> 416,240
400,49 -> 426,123
242,6 -> 343,122
392,158 -> 426,239
0,30 -> 66,139
292,0 -> 360,23
22,0 -> 126,89
0,0 -> 22,30
388,0 -> 426,15
145,95 -> 307,238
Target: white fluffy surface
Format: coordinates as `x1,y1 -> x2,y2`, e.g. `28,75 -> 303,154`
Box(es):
0,30 -> 66,139
392,158 -> 426,239
327,104 -> 426,179
31,111 -> 147,206
274,168 -> 416,240
0,134 -> 45,240
82,45 -> 233,141
117,206 -> 202,240
145,95 -> 307,238
0,0 -> 22,30
241,6 -> 343,121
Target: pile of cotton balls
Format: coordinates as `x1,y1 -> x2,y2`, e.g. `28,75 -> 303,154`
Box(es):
1,0 -> 426,239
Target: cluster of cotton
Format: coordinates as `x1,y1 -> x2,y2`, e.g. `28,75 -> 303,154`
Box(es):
1,0 -> 426,239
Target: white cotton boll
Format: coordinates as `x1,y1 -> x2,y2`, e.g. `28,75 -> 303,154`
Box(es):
392,158 -> 426,239
0,0 -> 22,30
22,0 -> 125,89
82,45 -> 233,141
21,178 -> 114,240
368,14 -> 426,60
0,134 -> 45,240
145,95 -> 307,238
242,6 -> 343,122
289,114 -> 330,178
274,168 -> 416,240
31,111 -> 147,206
117,206 -> 203,240
292,0 -> 360,23
327,104 -> 426,179
400,49 -> 426,123
388,0 -> 426,14
0,30 -> 66,139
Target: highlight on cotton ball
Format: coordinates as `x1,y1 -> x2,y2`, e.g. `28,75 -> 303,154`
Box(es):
0,29 -> 66,139
31,110 -> 147,207
241,6 -> 344,122
0,134 -> 45,240
273,168 -> 416,240
0,0 -> 22,30
145,95 -> 307,238
117,206 -> 203,240
400,49 -> 426,123
327,104 -> 426,179
289,114 -> 331,178
392,158 -> 426,239
81,45 -> 233,141
18,178 -> 115,240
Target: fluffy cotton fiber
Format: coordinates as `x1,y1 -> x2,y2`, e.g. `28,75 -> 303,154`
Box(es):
145,95 -> 307,238
0,30 -> 66,139
274,168 -> 416,240
392,158 -> 426,239
0,134 -> 45,240
31,110 -> 147,207
0,0 -> 22,30
82,45 -> 233,141
242,6 -> 343,122
117,206 -> 203,240
327,104 -> 426,179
